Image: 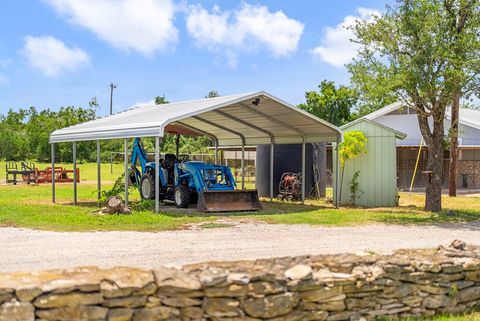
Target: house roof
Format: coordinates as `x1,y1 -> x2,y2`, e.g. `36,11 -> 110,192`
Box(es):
49,91 -> 341,146
341,117 -> 407,140
363,101 -> 480,131
455,108 -> 480,130
363,101 -> 405,120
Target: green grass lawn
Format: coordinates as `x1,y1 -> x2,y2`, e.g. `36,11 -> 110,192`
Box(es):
0,160 -> 127,182
0,173 -> 479,232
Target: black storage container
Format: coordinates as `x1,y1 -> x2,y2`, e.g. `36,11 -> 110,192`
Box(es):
255,144 -> 315,198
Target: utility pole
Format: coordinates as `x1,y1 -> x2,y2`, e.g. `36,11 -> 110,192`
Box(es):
109,83 -> 117,115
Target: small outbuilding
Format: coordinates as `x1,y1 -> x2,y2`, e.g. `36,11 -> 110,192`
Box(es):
334,118 -> 406,207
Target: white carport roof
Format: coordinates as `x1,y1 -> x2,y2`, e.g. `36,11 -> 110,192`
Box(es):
50,91 -> 341,146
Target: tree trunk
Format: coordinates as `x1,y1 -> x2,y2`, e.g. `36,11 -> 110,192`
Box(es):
339,166 -> 345,205
416,103 -> 445,212
313,143 -> 327,198
425,135 -> 444,212
448,92 -> 460,196
104,196 -> 131,214
106,196 -> 123,213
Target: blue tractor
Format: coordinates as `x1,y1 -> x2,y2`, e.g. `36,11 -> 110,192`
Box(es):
129,138 -> 261,212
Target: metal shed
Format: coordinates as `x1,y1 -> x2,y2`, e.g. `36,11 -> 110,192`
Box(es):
49,91 -> 342,212
333,118 -> 406,207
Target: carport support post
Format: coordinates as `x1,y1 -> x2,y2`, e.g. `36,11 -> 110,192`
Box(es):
335,136 -> 340,208
241,143 -> 245,189
124,139 -> 128,206
270,143 -> 274,201
301,141 -> 306,204
51,143 -> 55,203
214,140 -> 218,164
96,141 -> 101,202
155,136 -> 160,213
73,142 -> 77,206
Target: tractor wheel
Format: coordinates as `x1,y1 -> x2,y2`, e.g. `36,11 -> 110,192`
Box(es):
286,195 -> 294,203
277,194 -> 284,201
140,172 -> 155,200
174,185 -> 190,208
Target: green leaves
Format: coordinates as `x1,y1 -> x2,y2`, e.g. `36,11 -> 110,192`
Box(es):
0,105 -> 98,162
298,80 -> 358,126
338,131 -> 368,168
347,0 -> 480,211
348,0 -> 480,114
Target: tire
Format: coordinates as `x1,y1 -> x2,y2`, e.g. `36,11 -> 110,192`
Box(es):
174,185 -> 190,208
277,194 -> 284,201
140,172 -> 155,200
286,195 -> 294,203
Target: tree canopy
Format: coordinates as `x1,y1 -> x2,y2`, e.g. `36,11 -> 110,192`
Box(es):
0,104 -> 98,162
298,80 -> 358,126
347,0 -> 480,211
154,95 -> 169,105
0,91 -> 227,163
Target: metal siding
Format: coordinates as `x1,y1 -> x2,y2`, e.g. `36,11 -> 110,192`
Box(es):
373,112 -> 480,147
50,91 -> 341,144
334,119 -> 398,207
459,123 -> 480,146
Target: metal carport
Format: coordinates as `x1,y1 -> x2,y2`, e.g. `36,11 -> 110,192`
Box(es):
49,91 -> 342,212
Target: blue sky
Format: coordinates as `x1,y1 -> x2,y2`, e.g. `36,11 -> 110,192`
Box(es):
0,0 -> 390,116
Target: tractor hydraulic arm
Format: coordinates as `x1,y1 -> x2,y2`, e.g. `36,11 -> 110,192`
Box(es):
130,138 -> 149,173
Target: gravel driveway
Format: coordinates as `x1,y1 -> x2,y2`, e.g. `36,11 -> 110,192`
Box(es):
1,220 -> 480,272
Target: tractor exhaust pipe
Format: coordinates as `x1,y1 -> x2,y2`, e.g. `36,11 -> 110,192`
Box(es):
197,190 -> 262,212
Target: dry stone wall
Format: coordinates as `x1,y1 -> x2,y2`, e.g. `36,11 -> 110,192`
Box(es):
1,240 -> 480,321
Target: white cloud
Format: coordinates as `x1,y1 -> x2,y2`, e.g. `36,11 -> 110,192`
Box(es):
23,36 -> 90,76
186,3 -> 304,66
131,99 -> 155,108
311,7 -> 380,67
44,0 -> 178,55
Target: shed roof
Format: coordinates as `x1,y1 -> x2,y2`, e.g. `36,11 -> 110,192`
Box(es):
341,118 -> 407,140
50,91 -> 341,146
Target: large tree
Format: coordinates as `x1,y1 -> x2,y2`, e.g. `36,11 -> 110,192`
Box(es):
298,80 -> 358,126
444,0 -> 480,196
348,0 -> 480,212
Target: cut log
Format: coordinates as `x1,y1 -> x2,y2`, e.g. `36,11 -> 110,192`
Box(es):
104,196 -> 131,214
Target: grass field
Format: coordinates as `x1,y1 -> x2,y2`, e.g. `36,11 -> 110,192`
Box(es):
1,161 -> 129,182
0,164 -> 479,231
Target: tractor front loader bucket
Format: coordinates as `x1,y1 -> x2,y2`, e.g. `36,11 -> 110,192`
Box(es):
197,190 -> 262,212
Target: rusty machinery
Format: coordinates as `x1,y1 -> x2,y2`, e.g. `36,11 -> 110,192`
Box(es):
277,172 -> 302,202
5,162 -> 80,185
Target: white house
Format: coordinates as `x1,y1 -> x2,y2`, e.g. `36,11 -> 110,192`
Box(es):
363,102 -> 480,189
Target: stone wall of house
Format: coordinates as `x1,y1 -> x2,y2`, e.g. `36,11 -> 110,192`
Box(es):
1,240 -> 480,321
458,160 -> 480,189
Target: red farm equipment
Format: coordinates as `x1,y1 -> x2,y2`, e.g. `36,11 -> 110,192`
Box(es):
5,162 -> 80,185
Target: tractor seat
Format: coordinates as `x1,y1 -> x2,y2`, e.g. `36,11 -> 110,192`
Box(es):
164,154 -> 177,184
164,154 -> 177,169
